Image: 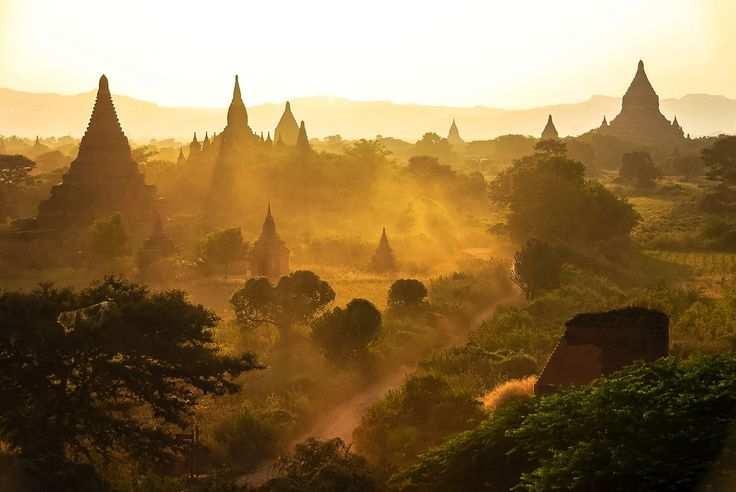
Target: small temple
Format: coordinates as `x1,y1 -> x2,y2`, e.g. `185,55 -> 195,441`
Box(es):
447,118 -> 464,146
296,120 -> 311,152
274,102 -> 299,146
370,227 -> 397,273
597,60 -> 685,145
250,204 -> 290,280
541,115 -> 559,140
35,75 -> 156,233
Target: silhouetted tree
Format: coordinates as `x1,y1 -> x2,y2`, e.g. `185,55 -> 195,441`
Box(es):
199,227 -> 247,272
88,213 -> 129,260
0,154 -> 35,221
312,298 -> 381,364
512,239 -> 563,299
387,279 -> 428,309
414,132 -> 456,163
703,136 -> 736,184
0,278 -> 259,488
671,153 -> 704,180
490,143 -> 638,245
231,270 -> 335,345
260,438 -> 382,492
619,151 -> 660,188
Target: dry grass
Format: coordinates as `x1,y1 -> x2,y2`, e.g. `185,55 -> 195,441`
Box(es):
481,376 -> 537,412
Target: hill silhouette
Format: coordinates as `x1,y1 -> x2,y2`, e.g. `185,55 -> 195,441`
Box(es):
1,87 -> 734,141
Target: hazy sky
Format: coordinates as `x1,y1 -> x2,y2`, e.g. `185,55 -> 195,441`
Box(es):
1,0 -> 734,109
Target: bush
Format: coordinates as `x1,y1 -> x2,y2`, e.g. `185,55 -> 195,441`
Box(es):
311,298 -> 382,364
512,239 -> 562,299
353,374 -> 484,471
619,151 -> 660,188
480,376 -> 536,412
394,355 -> 736,492
259,438 -> 383,492
387,279 -> 428,309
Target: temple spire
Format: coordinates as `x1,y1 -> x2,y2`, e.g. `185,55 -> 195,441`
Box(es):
79,74 -> 129,155
274,101 -> 299,146
541,114 -> 559,140
226,74 -> 248,128
296,120 -> 310,151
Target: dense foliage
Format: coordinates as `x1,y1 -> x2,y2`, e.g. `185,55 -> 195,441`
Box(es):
0,278 -> 259,488
393,355 -> 736,492
490,141 -> 639,246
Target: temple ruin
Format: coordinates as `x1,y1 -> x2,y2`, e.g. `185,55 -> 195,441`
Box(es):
535,307 -> 669,395
250,204 -> 290,280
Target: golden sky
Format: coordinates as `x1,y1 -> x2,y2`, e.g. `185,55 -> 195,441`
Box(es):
0,0 -> 734,109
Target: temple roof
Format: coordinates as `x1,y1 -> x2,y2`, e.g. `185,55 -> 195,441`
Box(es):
226,75 -> 248,129
541,114 -> 559,140
275,101 -> 299,146
296,120 -> 310,150
79,75 -> 130,156
448,118 -> 463,143
621,60 -> 659,111
256,202 -> 282,244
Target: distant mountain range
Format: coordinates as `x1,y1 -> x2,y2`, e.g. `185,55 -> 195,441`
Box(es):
1,87 -> 734,142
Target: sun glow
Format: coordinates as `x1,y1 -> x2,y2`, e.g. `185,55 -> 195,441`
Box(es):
0,0 -> 733,108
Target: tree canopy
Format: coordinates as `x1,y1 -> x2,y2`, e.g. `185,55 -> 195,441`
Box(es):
703,136 -> 736,184
312,298 -> 382,364
490,142 -> 639,246
231,270 -> 335,344
392,355 -> 736,492
0,278 -> 259,488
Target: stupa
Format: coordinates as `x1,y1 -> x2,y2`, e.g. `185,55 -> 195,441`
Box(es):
370,227 -> 397,273
35,75 -> 155,233
250,204 -> 289,280
274,102 -> 299,146
541,115 -> 559,140
598,60 -> 685,145
447,118 -> 464,146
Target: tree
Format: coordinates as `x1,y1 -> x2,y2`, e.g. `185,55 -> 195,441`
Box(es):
670,153 -> 704,180
387,279 -> 428,309
312,298 -> 382,364
392,355 -> 736,492
0,154 -> 35,221
619,151 -> 660,188
703,136 -> 736,184
512,239 -> 563,299
88,213 -> 130,260
490,142 -> 638,246
259,438 -> 383,492
0,278 -> 259,488
231,270 -> 335,345
413,133 -> 456,163
199,227 -> 247,272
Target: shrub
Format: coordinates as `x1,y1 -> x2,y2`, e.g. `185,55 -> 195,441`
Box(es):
481,376 -> 536,412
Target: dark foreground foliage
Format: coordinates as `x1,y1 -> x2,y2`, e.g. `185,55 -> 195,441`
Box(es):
392,355 -> 736,491
0,277 -> 260,489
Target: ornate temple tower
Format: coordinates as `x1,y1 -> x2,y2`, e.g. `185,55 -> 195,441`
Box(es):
541,115 -> 559,140
598,60 -> 685,145
35,75 -> 156,233
370,227 -> 397,273
447,118 -> 464,146
204,75 -> 257,228
274,101 -> 299,146
250,204 -> 290,280
296,120 -> 311,152
188,132 -> 201,162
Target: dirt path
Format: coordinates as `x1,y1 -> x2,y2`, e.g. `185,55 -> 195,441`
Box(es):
240,291 -> 520,486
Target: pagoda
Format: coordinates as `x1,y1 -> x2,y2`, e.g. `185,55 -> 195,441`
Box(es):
35,75 -> 156,233
250,204 -> 289,280
295,120 -> 311,153
274,101 -> 299,146
370,227 -> 397,273
541,115 -> 559,140
598,60 -> 685,145
204,75 -> 257,228
447,118 -> 464,146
